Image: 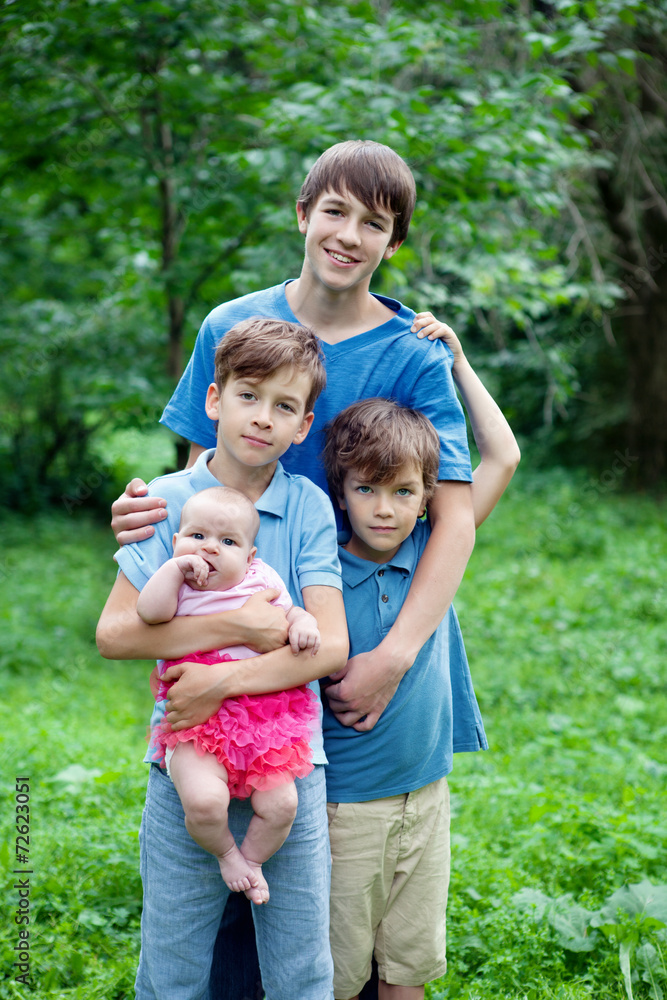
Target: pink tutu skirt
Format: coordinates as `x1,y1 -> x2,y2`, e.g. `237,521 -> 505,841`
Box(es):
154,651 -> 317,799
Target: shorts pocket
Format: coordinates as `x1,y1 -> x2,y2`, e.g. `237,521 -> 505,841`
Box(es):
326,801 -> 339,827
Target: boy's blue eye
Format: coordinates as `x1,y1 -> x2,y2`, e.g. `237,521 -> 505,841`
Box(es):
357,485 -> 373,494
222,538 -> 234,546
396,488 -> 412,497
279,402 -> 295,413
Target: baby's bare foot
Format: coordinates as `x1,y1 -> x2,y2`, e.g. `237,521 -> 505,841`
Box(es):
243,861 -> 270,905
218,844 -> 260,894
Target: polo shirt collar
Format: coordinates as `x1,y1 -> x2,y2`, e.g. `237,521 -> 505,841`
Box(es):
191,450 -> 288,518
337,531 -> 416,588
255,461 -> 289,517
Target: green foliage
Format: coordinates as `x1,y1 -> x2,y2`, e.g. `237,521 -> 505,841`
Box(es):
0,293 -> 170,512
514,881 -> 667,999
4,0 -> 667,505
2,473 -> 666,996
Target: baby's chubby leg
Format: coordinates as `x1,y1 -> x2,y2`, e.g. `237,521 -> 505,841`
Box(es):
168,742 -> 260,895
240,780 -> 299,905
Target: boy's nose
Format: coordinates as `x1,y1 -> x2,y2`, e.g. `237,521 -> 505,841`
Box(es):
373,497 -> 393,517
338,220 -> 362,247
252,405 -> 273,428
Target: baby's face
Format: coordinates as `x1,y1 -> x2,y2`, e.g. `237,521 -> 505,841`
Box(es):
173,495 -> 256,591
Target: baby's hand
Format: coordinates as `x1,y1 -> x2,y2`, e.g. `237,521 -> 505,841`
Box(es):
174,554 -> 210,588
288,610 -> 321,656
412,311 -> 464,361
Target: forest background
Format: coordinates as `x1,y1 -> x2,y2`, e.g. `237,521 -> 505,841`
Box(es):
1,1 -> 666,999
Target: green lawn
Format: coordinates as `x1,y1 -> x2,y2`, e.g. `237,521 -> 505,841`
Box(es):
2,468 -> 666,999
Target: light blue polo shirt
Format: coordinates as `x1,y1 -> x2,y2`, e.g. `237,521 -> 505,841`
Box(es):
160,281 -> 473,500
323,520 -> 487,802
115,449 -> 342,765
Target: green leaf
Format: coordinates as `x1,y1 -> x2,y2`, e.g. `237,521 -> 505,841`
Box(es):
620,938 -> 635,1000
513,888 -> 598,951
49,764 -> 104,787
636,943 -> 667,1000
593,881 -> 667,927
549,899 -> 598,952
513,887 -> 551,921
617,53 -> 636,76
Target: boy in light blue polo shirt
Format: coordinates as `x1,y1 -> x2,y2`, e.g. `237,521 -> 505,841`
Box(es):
97,318 -> 348,1000
321,397 -> 489,1000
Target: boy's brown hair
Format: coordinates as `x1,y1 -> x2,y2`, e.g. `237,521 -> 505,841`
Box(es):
297,140 -> 416,245
214,317 -> 326,414
322,398 -> 441,503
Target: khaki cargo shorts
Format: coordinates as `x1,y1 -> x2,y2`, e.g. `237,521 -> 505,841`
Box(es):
327,776 -> 450,998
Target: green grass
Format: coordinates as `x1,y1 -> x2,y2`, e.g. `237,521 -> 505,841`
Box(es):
434,469 -> 667,1000
2,468 -> 666,999
1,516 -> 152,999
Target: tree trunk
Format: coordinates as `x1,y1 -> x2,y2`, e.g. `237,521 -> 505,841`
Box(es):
597,170 -> 667,489
622,213 -> 667,489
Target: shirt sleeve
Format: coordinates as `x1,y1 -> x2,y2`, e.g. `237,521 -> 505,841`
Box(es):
408,342 -> 472,482
293,481 -> 343,593
113,481 -> 183,591
160,316 -> 218,448
114,519 -> 176,592
262,564 -> 295,613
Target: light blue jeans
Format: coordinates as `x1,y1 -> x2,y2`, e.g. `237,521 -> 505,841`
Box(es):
134,763 -> 334,1000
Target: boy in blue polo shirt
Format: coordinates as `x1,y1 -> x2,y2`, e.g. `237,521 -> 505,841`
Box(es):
97,318 -> 348,1000
320,364 -> 519,999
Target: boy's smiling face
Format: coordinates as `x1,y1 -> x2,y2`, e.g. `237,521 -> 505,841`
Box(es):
339,462 -> 426,564
205,366 -> 314,476
297,188 -> 402,295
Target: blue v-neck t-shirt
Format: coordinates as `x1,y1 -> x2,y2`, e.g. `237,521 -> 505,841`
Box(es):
160,281 -> 473,496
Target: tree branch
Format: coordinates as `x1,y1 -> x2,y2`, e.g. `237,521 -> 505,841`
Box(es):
561,186 -> 616,345
183,218 -> 263,314
636,157 -> 667,226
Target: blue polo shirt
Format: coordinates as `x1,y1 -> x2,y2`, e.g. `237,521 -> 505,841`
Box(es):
160,281 -> 473,499
115,449 -> 342,766
322,520 -> 487,803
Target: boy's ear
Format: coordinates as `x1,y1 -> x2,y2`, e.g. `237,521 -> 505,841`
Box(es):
204,383 -> 220,420
336,493 -> 347,511
383,238 -> 404,260
296,201 -> 309,235
291,410 -> 315,446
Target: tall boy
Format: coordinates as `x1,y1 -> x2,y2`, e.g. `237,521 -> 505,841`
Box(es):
97,319 -> 349,1000
321,398 -> 487,1000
